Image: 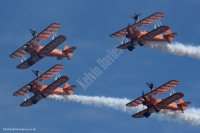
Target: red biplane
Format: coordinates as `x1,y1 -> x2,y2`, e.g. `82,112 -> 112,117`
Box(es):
110,12 -> 178,51
126,80 -> 191,118
13,64 -> 76,107
10,22 -> 77,69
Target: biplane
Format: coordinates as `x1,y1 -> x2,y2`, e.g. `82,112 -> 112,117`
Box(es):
110,12 -> 178,51
126,80 -> 191,118
13,64 -> 77,107
10,22 -> 77,69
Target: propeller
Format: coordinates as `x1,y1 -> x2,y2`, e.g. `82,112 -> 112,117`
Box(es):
125,23 -> 131,37
142,90 -> 146,105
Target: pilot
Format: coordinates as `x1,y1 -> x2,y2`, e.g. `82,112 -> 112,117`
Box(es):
32,69 -> 40,77
29,29 -> 38,38
130,13 -> 141,23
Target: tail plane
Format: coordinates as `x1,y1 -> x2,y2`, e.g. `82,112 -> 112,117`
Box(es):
177,98 -> 191,111
164,29 -> 178,43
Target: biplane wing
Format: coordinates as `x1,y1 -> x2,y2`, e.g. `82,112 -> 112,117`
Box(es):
42,76 -> 69,94
132,108 -> 154,118
13,64 -> 64,96
126,80 -> 179,107
16,35 -> 66,69
16,53 -> 43,69
139,25 -> 169,41
20,94 -> 43,107
156,92 -> 184,109
10,22 -> 61,58
39,35 -> 66,55
110,12 -> 164,38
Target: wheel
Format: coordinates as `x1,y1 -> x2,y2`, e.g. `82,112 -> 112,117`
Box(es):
143,112 -> 151,118
138,38 -> 145,46
37,53 -> 43,59
31,99 -> 38,104
27,60 -> 34,66
142,101 -> 146,105
127,46 -> 135,51
41,93 -> 46,98
154,106 -> 160,112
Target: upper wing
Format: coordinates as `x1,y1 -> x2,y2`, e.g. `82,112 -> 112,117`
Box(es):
13,64 -> 64,96
42,76 -> 69,94
20,95 -> 43,107
132,108 -> 154,118
156,92 -> 184,109
126,80 -> 179,107
153,80 -> 179,95
39,35 -> 66,55
139,25 -> 169,41
110,12 -> 164,38
10,22 -> 61,58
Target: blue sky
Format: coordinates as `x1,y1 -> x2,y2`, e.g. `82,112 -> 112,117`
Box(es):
1,0 -> 200,133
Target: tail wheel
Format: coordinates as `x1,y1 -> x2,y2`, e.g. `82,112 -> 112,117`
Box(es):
138,39 -> 146,46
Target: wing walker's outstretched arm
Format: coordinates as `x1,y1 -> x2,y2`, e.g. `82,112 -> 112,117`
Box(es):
29,29 -> 38,38
147,82 -> 154,91
32,69 -> 40,77
130,13 -> 141,23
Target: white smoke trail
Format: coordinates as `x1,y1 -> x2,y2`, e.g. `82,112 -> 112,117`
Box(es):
48,94 -> 200,125
144,41 -> 200,59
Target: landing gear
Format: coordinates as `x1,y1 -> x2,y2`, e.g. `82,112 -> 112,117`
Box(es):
127,46 -> 135,51
37,53 -> 43,59
143,112 -> 151,118
31,98 -> 38,104
27,59 -> 34,66
41,93 -> 46,98
138,38 -> 145,46
154,106 -> 160,112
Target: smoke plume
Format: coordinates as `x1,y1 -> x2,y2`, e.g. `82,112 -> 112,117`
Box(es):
48,94 -> 200,125
144,41 -> 200,59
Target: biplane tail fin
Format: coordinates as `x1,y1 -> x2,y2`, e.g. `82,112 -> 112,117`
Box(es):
63,46 -> 77,53
164,29 -> 178,42
177,98 -> 191,110
61,46 -> 77,60
63,83 -> 77,94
